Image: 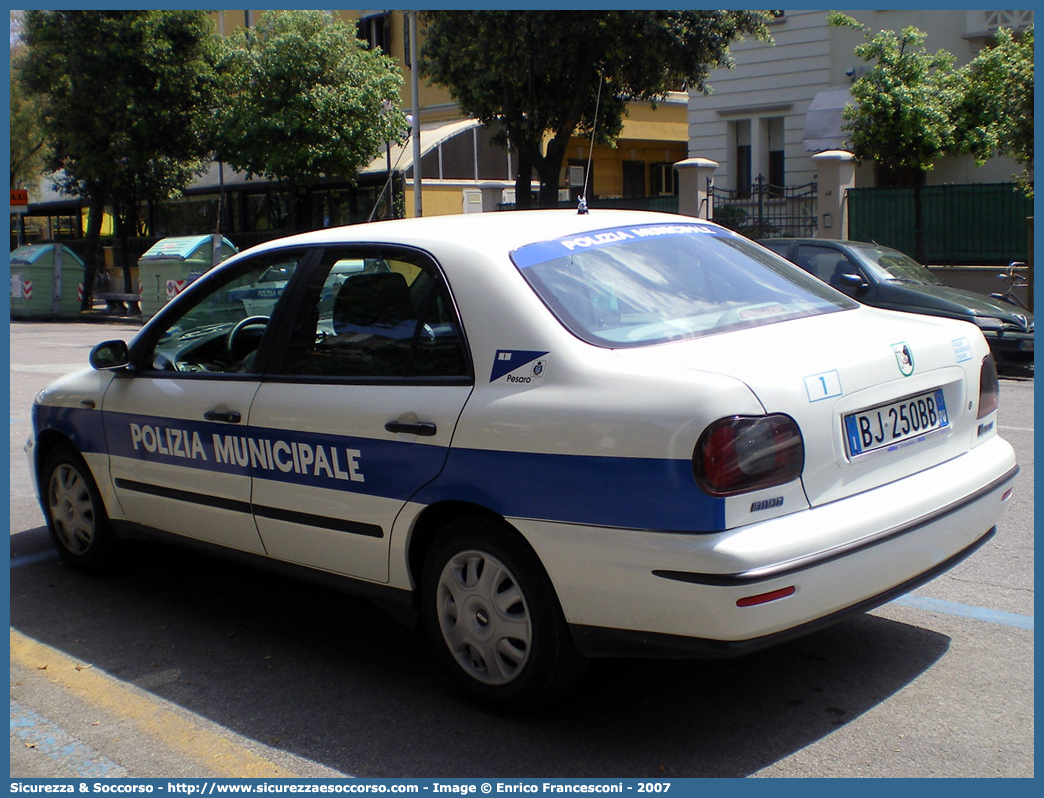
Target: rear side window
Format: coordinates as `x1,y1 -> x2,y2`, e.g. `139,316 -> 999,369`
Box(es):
274,249 -> 470,380
512,223 -> 854,347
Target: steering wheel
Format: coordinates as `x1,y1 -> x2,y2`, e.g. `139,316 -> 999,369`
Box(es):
226,315 -> 269,364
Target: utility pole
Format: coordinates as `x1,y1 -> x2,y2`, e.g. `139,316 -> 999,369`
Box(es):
409,10 -> 422,217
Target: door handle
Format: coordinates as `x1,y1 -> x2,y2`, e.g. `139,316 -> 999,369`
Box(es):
385,420 -> 437,437
204,409 -> 242,424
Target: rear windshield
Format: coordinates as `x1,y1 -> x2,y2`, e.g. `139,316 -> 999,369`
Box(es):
511,223 -> 855,347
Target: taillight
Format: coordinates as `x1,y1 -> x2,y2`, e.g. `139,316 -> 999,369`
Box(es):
693,414 -> 804,497
977,354 -> 999,419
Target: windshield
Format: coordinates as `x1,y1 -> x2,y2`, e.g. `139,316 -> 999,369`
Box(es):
859,246 -> 943,285
512,223 -> 855,347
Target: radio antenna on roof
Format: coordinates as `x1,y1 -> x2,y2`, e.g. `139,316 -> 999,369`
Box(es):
368,118 -> 412,223
577,71 -> 604,215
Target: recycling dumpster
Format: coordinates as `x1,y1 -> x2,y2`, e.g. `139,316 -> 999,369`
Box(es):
9,243 -> 87,320
138,234 -> 237,320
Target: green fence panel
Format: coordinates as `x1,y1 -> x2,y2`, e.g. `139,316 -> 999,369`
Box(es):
847,183 -> 1032,265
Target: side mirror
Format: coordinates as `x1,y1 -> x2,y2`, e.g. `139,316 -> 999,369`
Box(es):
89,340 -> 130,370
838,272 -> 868,290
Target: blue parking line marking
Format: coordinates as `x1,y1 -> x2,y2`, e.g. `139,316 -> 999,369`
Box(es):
10,551 -> 61,569
892,594 -> 1034,631
10,699 -> 127,777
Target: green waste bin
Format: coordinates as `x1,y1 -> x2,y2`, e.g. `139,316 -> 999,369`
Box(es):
138,234 -> 237,321
9,243 -> 87,320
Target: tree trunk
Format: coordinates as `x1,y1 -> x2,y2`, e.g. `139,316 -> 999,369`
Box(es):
514,149 -> 533,210
293,186 -> 308,232
78,186 -> 107,311
112,199 -> 139,295
536,158 -> 562,208
537,127 -> 574,208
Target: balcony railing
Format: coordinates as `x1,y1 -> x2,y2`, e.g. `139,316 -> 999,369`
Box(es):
967,9 -> 1033,38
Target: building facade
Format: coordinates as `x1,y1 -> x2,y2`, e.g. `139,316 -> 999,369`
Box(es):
15,10 -> 689,248
686,9 -> 1033,193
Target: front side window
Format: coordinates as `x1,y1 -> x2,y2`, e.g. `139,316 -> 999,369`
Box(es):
276,249 -> 470,380
138,249 -> 307,374
512,223 -> 855,348
795,244 -> 859,285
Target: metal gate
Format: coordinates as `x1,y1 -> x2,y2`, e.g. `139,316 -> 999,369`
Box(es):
709,174 -> 817,238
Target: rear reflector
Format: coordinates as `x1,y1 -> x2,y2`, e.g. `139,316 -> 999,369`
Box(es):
736,586 -> 796,607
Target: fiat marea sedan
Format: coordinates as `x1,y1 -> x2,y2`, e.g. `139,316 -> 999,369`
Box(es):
28,210 -> 1018,710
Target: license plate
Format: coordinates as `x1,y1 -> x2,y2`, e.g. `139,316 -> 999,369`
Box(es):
844,388 -> 949,457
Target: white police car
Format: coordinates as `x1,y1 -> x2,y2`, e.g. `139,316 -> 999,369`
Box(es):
28,210 -> 1018,710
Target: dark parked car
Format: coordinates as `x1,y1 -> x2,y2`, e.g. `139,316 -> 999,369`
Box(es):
760,238 -> 1033,371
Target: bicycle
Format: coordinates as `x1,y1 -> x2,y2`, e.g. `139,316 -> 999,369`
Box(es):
990,261 -> 1029,310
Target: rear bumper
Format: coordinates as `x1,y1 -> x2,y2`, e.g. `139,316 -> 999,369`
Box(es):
651,464 -> 1016,589
518,435 -> 1018,656
571,527 -> 995,659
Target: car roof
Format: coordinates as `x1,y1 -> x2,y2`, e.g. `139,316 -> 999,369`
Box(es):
763,238 -> 890,252
240,209 -> 726,259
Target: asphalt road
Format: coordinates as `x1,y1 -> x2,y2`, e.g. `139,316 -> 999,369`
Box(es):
8,320 -> 1034,779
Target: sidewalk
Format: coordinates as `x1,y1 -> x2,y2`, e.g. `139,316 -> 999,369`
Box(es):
11,299 -> 144,325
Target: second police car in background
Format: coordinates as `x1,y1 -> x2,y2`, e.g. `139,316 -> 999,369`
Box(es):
28,210 -> 1018,710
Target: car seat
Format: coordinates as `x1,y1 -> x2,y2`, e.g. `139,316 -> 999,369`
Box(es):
829,259 -> 852,288
332,272 -> 417,339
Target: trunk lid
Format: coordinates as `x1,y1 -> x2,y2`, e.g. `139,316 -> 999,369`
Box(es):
613,306 -> 989,508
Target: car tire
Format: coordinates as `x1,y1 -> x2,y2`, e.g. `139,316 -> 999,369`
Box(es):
42,445 -> 118,573
421,518 -> 587,711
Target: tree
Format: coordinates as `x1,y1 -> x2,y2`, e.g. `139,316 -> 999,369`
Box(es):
19,11 -> 219,307
212,10 -> 406,231
955,25 -> 1033,195
9,45 -> 48,194
830,13 -> 962,262
420,11 -> 771,209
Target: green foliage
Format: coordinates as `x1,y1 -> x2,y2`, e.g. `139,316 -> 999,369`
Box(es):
9,45 -> 49,192
420,11 -> 771,208
711,205 -> 779,238
829,13 -> 960,177
19,10 -> 219,226
19,10 -> 220,305
212,10 -> 405,191
954,25 -> 1033,193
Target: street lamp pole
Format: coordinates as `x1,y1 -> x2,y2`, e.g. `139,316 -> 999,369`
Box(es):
409,10 -> 422,218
